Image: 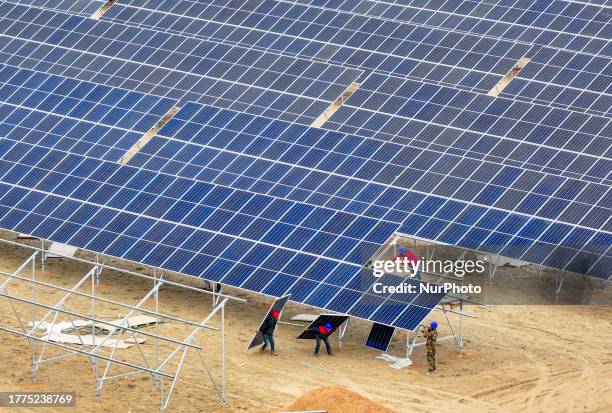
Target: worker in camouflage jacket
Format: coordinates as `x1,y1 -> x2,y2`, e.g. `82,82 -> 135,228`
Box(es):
423,321 -> 438,373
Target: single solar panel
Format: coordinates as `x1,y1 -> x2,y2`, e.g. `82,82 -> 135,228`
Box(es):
365,323 -> 396,352
247,294 -> 290,350
297,315 -> 349,339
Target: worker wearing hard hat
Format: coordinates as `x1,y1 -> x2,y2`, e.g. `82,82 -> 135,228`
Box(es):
423,321 -> 438,373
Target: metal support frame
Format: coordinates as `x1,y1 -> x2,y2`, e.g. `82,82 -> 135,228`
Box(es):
554,271 -> 567,302
212,283 -> 223,309
488,254 -> 502,282
337,318 -> 350,348
0,237 -> 245,411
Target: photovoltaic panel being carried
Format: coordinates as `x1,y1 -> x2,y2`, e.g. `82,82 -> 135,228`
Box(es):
247,295 -> 290,350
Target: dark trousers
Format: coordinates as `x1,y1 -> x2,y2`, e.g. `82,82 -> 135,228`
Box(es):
314,333 -> 332,355
262,334 -> 275,352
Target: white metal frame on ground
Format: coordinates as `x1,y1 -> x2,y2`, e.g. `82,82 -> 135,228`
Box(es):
0,236 -> 246,411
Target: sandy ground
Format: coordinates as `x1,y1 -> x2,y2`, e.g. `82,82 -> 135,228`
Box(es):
0,237 -> 610,413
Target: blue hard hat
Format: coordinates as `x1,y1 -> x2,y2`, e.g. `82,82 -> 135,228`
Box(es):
398,246 -> 406,254
324,322 -> 333,330
430,321 -> 438,329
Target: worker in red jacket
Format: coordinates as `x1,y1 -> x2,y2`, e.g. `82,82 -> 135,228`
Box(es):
259,310 -> 280,356
393,245 -> 421,279
310,322 -> 333,356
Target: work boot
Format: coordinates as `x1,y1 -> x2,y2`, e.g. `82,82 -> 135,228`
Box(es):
271,351 -> 278,356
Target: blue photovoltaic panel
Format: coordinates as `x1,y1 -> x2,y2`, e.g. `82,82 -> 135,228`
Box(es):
0,135 -> 399,268
0,65 -> 178,162
102,0 -> 534,92
127,103 -> 611,279
10,0 -> 103,15
132,103 -> 611,232
297,315 -> 350,339
0,139 -> 447,329
0,65 -> 178,134
501,46 -> 612,117
247,294 -> 290,349
0,2 -> 362,124
325,77 -> 612,188
365,322 -> 396,351
346,73 -> 612,163
305,0 -> 612,57
101,0 -> 612,118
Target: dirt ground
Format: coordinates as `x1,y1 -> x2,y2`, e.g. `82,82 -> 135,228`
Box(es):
0,237 -> 610,413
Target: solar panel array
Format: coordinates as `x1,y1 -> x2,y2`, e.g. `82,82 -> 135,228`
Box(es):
127,103 -> 610,279
500,46 -> 612,116
304,0 -> 612,56
100,0 -> 611,117
102,0 -> 531,92
10,0 -> 103,15
0,0 -> 609,333
0,2 -> 362,124
0,140 -> 446,329
0,64 -> 177,161
349,74 -> 612,157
